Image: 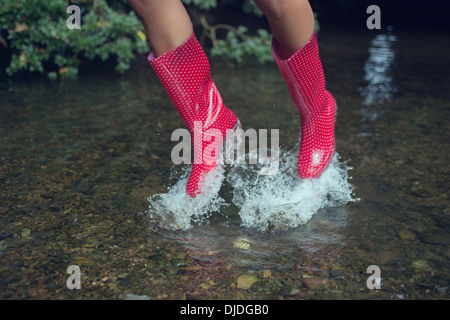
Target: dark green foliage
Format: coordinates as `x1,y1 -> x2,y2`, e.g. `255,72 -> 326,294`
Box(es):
0,0 -> 319,78
0,0 -> 148,78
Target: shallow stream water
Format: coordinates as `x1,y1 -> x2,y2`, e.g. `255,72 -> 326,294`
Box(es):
0,28 -> 449,299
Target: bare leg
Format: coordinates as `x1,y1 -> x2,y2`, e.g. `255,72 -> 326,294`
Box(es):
127,0 -> 193,57
253,0 -> 315,59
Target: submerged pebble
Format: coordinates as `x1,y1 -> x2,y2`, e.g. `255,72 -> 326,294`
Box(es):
237,275 -> 258,290
123,293 -> 150,300
412,260 -> 432,272
233,238 -> 251,250
398,229 -> 416,240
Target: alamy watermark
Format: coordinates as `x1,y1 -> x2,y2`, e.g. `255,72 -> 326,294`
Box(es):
66,265 -> 81,289
366,265 -> 382,290
366,5 -> 381,30
171,122 -> 280,175
66,5 -> 81,30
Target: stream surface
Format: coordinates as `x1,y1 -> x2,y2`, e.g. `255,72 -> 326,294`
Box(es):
0,27 -> 449,300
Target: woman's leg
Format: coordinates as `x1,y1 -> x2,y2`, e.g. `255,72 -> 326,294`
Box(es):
253,0 -> 315,59
128,0 -> 238,197
255,0 -> 336,179
127,0 -> 193,57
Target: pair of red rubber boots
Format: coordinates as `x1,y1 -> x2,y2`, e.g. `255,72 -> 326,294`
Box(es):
148,31 -> 336,197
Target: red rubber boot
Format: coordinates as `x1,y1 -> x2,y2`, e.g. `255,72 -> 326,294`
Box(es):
272,31 -> 336,179
148,32 -> 238,197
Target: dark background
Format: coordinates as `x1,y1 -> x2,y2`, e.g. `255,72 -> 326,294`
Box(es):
310,0 -> 449,31
0,0 -> 448,77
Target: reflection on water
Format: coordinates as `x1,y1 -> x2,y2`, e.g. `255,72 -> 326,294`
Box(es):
359,30 -> 397,120
156,204 -> 349,271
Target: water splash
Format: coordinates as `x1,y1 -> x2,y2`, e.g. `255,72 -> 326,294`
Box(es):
145,165 -> 228,230
227,144 -> 358,231
144,143 -> 358,231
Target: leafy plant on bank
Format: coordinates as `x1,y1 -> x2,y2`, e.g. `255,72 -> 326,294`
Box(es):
0,0 -> 148,78
0,0 -> 319,78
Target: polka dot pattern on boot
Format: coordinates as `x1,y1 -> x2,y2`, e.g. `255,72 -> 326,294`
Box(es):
148,32 -> 238,197
272,32 -> 336,179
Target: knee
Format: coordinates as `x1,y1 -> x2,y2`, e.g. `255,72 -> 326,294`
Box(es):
253,0 -> 308,20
